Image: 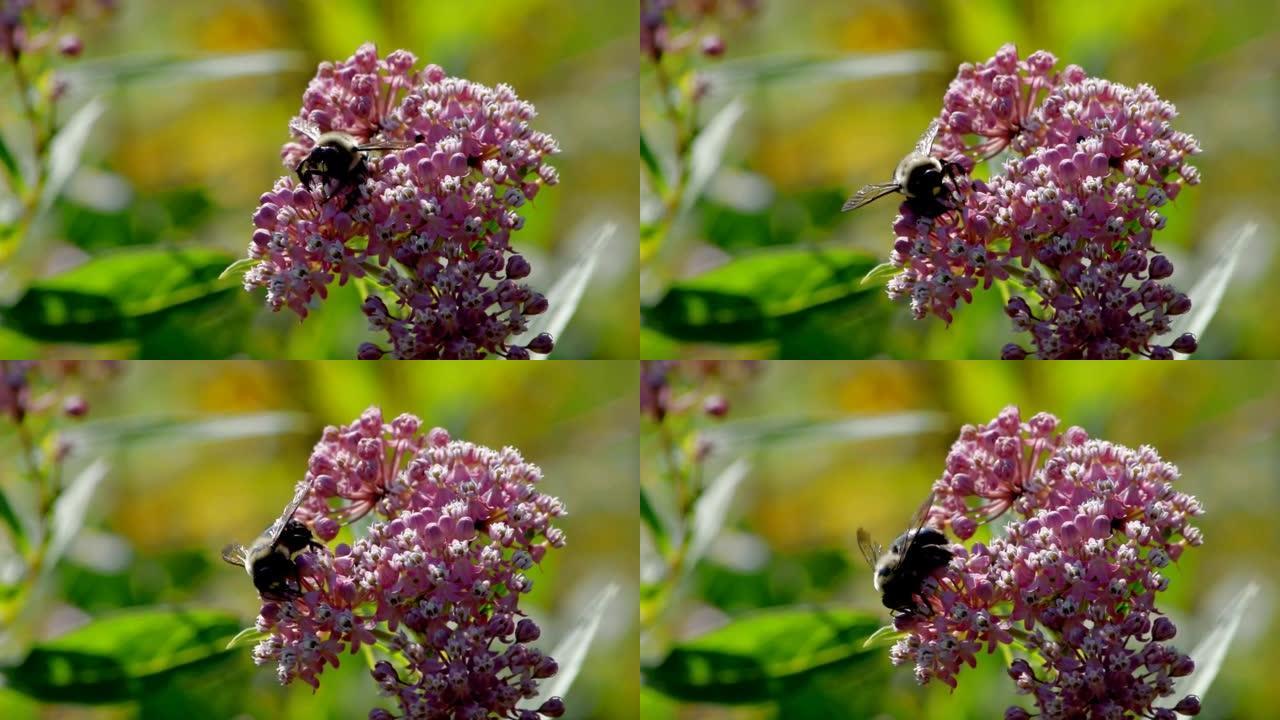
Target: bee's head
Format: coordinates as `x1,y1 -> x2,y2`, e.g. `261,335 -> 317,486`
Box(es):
873,553 -> 898,592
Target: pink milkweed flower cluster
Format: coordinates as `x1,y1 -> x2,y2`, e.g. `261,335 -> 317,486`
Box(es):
885,44 -> 1201,359
251,407 -> 568,720
243,43 -> 559,360
889,406 -> 1204,720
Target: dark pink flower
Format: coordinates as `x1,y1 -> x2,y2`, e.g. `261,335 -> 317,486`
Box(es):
243,43 -> 559,359
251,406 -> 567,719
889,407 -> 1204,719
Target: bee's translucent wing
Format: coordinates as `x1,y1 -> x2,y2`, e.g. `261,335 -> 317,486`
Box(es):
355,141 -> 412,152
266,477 -> 315,544
220,543 -> 248,568
896,490 -> 939,564
288,117 -> 322,143
856,528 -> 881,569
913,119 -> 941,156
841,183 -> 901,212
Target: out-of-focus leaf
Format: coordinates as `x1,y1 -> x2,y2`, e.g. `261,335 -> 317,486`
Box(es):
1175,579 -> 1259,701
64,51 -> 304,88
643,606 -> 881,703
643,248 -> 879,343
0,326 -> 38,357
39,97 -> 105,214
65,411 -> 310,450
706,50 -> 944,88
519,223 -> 614,355
533,583 -> 619,706
1170,221 -> 1255,357
640,686 -> 678,720
218,256 -> 260,280
640,326 -> 681,359
43,460 -> 108,578
1,247 -> 238,343
640,484 -> 670,555
685,459 -> 750,579
58,186 -> 216,253
682,98 -> 745,213
0,130 -> 20,189
0,483 -> 28,554
704,411 -> 945,450
699,188 -> 847,252
1,607 -> 240,703
641,132 -> 667,193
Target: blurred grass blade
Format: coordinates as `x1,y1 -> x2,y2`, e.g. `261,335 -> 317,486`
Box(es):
534,582 -> 619,706
640,484 -> 671,555
64,51 -> 305,88
682,98 -> 745,213
39,97 -> 105,214
643,247 -> 880,343
1,608 -> 240,703
704,411 -> 946,451
685,459 -> 750,579
1170,221 -> 1255,357
0,483 -> 29,553
1,247 -> 238,343
1176,579 -> 1259,700
42,459 -> 108,578
707,50 -> 944,88
65,411 -> 310,449
520,223 -> 614,355
643,607 -> 882,703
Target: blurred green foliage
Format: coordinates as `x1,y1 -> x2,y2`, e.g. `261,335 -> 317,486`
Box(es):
0,361 -> 639,719
641,0 -> 1279,358
0,0 -> 637,358
641,361 -> 1280,719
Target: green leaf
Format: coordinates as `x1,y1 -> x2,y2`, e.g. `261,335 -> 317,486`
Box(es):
682,98 -> 745,213
860,261 -> 899,287
65,412 -> 310,450
861,623 -> 903,649
1175,579 -> 1259,701
685,459 -> 750,580
644,606 -> 882,703
703,411 -> 945,451
43,460 -> 109,579
705,50 -> 944,88
640,483 -> 670,555
519,223 -> 614,356
2,247 -> 239,343
532,583 -> 619,706
640,131 -> 667,193
1,607 -> 241,703
63,51 -> 304,88
0,483 -> 28,554
1170,221 -> 1256,357
39,97 -> 106,214
0,129 -> 21,190
224,626 -> 267,651
643,247 -> 880,343
218,256 -> 260,280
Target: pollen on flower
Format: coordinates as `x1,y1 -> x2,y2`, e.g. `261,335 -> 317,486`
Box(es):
892,406 -> 1204,719
882,44 -> 1202,359
250,406 -> 567,719
242,42 -> 559,359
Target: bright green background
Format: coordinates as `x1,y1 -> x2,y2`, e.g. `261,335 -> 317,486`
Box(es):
0,361 -> 639,719
641,361 -> 1280,719
0,0 -> 638,358
641,0 -> 1278,359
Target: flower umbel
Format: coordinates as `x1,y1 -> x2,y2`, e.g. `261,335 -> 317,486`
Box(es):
883,44 -> 1200,358
243,43 -> 559,359
249,406 -> 567,719
889,406 -> 1204,719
